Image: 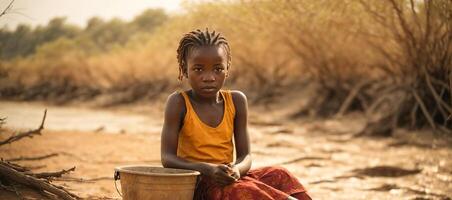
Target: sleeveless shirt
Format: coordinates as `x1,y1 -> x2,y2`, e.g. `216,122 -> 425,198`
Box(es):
177,90 -> 235,164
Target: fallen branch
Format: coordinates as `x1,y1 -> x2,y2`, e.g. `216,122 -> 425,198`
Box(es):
0,160 -> 29,172
0,109 -> 47,146
0,181 -> 15,192
26,166 -> 76,179
0,111 -> 82,199
0,161 -> 80,200
11,184 -> 25,200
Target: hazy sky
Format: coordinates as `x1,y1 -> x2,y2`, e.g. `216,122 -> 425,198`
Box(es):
0,0 -> 184,29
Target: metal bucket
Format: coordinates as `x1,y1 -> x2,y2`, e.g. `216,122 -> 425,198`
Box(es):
114,165 -> 200,200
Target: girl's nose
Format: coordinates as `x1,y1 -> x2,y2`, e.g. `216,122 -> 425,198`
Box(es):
202,72 -> 216,81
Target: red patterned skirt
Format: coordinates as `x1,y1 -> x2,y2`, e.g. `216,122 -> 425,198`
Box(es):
194,166 -> 312,200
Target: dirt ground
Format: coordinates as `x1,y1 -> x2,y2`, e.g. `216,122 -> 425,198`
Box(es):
0,101 -> 451,200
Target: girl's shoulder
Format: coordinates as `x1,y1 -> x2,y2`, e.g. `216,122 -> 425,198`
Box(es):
166,91 -> 186,104
164,91 -> 187,119
228,90 -> 247,103
228,90 -> 248,114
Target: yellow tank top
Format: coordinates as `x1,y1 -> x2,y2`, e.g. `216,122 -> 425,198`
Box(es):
177,90 -> 235,164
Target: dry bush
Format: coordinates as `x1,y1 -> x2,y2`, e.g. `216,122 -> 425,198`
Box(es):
0,38 -> 98,103
0,32 -> 180,105
357,0 -> 452,136
217,0 -> 451,135
229,0 -> 381,116
229,0 -> 451,136
181,1 -> 305,104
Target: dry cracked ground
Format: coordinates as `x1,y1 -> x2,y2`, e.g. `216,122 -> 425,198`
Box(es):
0,101 -> 451,200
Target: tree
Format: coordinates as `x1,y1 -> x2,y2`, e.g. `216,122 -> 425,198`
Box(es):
131,8 -> 168,33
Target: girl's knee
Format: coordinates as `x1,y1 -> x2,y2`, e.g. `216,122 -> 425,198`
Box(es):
271,166 -> 291,175
229,182 -> 259,192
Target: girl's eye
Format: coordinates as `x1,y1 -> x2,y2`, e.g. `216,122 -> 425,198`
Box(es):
194,68 -> 202,72
215,67 -> 224,72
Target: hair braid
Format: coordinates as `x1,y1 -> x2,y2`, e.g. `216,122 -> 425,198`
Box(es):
176,28 -> 231,81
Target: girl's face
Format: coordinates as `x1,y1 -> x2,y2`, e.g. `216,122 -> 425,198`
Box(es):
186,45 -> 228,98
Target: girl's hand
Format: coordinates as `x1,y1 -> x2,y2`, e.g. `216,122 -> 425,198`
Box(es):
226,163 -> 240,180
202,163 -> 237,186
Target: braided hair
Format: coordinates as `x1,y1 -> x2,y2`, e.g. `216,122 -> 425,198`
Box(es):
176,28 -> 231,81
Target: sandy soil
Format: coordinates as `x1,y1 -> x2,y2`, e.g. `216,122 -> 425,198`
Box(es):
0,101 -> 451,200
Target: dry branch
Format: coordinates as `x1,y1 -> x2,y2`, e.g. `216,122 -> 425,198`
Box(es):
0,109 -> 47,146
6,153 -> 59,162
412,89 -> 437,129
336,80 -> 373,117
0,161 -> 80,200
26,166 -> 76,179
1,160 -> 29,172
355,0 -> 452,135
0,0 -> 14,18
0,180 -> 15,192
0,110 -> 83,199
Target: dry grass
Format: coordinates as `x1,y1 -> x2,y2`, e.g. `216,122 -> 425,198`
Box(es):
0,0 -> 450,134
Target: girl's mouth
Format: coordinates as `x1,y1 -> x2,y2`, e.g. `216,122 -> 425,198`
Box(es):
201,87 -> 217,92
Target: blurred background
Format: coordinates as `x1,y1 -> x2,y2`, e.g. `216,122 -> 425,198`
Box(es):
0,0 -> 451,199
0,0 -> 451,134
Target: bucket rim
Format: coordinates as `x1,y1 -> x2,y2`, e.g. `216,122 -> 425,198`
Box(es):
114,165 -> 201,177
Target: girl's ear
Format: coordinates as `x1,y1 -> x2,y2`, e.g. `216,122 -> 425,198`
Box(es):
226,64 -> 231,77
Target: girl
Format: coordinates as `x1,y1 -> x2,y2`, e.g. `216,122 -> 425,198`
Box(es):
161,29 -> 312,200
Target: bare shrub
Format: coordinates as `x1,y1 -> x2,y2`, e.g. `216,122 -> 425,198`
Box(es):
357,0 -> 452,136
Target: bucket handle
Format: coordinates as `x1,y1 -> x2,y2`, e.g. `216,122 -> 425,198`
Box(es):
114,170 -> 123,197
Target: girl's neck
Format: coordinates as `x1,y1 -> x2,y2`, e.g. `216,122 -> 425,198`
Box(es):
189,90 -> 222,104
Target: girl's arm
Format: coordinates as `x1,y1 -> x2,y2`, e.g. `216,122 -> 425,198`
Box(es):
231,91 -> 252,178
160,92 -> 236,185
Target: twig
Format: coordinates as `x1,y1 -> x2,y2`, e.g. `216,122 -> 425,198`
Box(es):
0,0 -> 14,18
0,162 -> 79,200
412,90 -> 436,129
27,166 -> 76,179
410,102 -> 419,128
7,153 -> 59,162
0,109 -> 47,146
424,70 -> 452,114
0,160 -> 29,172
336,79 -> 373,117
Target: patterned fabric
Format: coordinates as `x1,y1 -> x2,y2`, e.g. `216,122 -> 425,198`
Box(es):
194,166 -> 312,200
